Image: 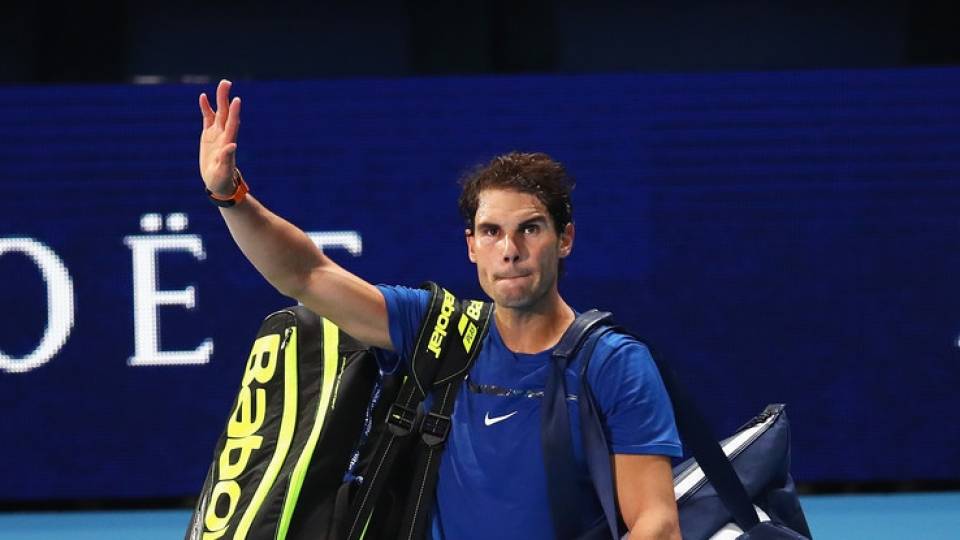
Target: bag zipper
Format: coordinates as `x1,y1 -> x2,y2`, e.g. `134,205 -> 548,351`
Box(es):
673,404 -> 784,504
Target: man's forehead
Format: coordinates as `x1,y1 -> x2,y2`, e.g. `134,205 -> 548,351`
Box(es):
475,189 -> 547,219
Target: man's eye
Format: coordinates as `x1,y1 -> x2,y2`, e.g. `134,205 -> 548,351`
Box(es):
522,224 -> 540,234
482,227 -> 498,236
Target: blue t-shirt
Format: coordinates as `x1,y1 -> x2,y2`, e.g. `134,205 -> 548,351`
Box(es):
377,285 -> 681,540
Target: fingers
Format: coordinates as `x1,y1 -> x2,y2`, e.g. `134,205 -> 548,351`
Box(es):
215,79 -> 232,129
199,93 -> 215,129
223,96 -> 241,143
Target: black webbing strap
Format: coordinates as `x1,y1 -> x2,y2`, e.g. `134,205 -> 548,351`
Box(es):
397,295 -> 493,540
395,380 -> 460,540
345,284 -> 492,540
344,375 -> 424,539
409,283 -> 486,392
344,285 -> 446,540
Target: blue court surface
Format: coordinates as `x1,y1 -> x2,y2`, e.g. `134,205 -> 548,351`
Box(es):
0,492 -> 955,539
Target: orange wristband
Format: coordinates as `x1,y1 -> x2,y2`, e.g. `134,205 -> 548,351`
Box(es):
206,169 -> 249,207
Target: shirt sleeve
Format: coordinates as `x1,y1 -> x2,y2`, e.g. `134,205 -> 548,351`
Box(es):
586,336 -> 682,457
375,284 -> 431,373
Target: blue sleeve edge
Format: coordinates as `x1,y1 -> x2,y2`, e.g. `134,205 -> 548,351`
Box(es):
611,443 -> 683,458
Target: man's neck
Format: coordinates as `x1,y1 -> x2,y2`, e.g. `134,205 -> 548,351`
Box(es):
494,293 -> 575,354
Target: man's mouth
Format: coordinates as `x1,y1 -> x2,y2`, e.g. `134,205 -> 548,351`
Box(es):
495,273 -> 530,281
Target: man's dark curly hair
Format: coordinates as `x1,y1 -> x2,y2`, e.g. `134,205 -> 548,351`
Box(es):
457,152 -> 575,234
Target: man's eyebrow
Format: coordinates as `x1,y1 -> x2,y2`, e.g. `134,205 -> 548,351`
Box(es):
475,213 -> 547,229
474,219 -> 499,228
518,216 -> 548,227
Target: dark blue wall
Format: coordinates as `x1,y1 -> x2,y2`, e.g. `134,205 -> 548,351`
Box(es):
1,68 -> 958,501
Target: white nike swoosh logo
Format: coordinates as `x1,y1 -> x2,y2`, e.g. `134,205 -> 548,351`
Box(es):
484,411 -> 518,426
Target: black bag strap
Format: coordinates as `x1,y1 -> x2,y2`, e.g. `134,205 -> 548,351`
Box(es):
397,289 -> 493,540
396,379 -> 459,540
409,283 -> 488,394
345,283 -> 492,540
344,283 -> 444,540
545,312 -> 762,539
343,361 -> 428,539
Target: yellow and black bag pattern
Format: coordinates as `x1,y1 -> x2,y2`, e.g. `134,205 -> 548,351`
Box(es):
185,305 -> 391,540
185,283 -> 492,540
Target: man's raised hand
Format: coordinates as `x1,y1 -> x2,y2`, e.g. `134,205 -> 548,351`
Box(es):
199,79 -> 242,196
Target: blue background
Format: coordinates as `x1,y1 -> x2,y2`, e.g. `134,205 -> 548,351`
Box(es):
1,68 -> 958,501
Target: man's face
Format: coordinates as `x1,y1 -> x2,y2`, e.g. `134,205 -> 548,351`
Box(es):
466,188 -> 573,310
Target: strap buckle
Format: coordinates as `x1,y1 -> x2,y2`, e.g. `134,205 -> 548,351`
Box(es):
386,403 -> 420,436
420,412 -> 452,447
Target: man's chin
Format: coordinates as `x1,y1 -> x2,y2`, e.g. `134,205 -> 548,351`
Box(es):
492,286 -> 535,310
495,297 -> 529,310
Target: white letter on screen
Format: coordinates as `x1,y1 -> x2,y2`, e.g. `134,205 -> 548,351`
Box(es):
306,231 -> 363,256
0,238 -> 75,373
124,220 -> 212,366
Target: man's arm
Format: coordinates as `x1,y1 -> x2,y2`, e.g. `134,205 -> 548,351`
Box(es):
613,454 -> 681,540
198,79 -> 392,350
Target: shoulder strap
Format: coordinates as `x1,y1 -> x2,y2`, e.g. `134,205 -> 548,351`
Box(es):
575,319 -> 763,538
553,309 -> 614,360
576,326 -> 625,539
345,282 -> 492,540
397,283 -> 493,540
408,282 -> 491,395
542,310 -> 614,539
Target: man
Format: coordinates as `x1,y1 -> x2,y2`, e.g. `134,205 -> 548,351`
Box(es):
199,79 -> 682,539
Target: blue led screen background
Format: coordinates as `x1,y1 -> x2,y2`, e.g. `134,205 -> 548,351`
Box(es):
1,68 -> 958,501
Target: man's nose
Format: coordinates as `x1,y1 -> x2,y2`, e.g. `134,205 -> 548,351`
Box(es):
501,233 -> 520,262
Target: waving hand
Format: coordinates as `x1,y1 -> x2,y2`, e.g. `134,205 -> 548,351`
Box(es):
199,80 -> 242,195
193,78 -> 392,350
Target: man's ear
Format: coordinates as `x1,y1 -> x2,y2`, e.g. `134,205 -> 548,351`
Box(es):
559,222 -> 574,258
465,229 -> 477,263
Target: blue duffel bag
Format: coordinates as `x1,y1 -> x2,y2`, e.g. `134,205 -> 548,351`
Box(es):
543,311 -> 813,540
671,404 -> 810,539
